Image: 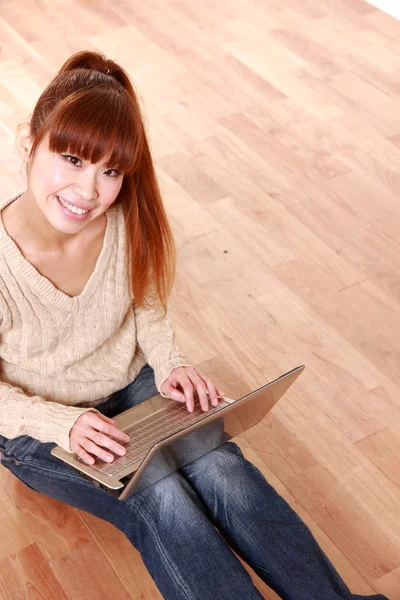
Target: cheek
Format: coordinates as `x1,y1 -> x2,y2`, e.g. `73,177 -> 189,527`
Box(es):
29,157 -> 66,191
45,160 -> 69,188
50,169 -> 67,188
100,179 -> 124,207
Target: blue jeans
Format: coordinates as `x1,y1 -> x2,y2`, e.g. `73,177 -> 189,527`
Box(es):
0,364 -> 389,600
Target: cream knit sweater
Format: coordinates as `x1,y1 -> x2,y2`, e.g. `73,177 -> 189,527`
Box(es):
0,190 -> 189,452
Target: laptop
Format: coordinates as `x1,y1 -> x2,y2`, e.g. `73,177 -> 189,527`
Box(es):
51,364 -> 305,500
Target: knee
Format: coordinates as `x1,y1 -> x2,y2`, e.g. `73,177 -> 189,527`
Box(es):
188,443 -> 272,512
129,470 -> 204,524
194,442 -> 247,484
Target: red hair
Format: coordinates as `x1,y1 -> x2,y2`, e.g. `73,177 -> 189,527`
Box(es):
28,50 -> 176,315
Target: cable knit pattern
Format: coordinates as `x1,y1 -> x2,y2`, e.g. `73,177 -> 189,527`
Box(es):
0,190 -> 190,452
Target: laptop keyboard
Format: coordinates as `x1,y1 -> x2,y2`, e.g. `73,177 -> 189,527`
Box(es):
92,399 -> 229,477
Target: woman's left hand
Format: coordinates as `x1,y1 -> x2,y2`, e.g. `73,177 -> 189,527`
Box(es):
161,366 -> 224,413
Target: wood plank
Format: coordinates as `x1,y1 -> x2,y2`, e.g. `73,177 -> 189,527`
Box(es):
2,469 -> 93,562
0,544 -> 69,600
357,427 -> 400,490
283,465 -> 400,584
51,541 -> 131,600
0,471 -> 33,560
375,566 -> 400,600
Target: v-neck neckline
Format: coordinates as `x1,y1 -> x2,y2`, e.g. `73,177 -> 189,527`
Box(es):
0,190 -> 117,311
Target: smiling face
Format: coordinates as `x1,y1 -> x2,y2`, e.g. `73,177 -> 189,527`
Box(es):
22,131 -> 124,236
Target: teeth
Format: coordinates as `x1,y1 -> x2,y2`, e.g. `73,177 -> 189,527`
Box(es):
58,196 -> 89,215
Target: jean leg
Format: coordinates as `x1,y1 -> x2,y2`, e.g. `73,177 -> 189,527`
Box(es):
1,440 -> 263,600
128,468 -> 264,600
180,443 -> 389,600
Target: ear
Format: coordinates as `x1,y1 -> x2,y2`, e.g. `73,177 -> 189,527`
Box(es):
15,122 -> 33,160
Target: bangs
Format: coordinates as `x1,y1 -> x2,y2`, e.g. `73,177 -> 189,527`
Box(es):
46,87 -> 142,175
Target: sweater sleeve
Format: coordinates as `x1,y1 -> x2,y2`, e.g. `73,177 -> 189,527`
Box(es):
0,288 -> 99,452
0,381 -> 99,452
134,303 -> 192,396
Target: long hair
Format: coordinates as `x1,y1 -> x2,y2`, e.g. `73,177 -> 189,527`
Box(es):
28,50 -> 176,315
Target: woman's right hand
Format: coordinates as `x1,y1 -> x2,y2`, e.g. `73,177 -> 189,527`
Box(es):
70,412 -> 130,465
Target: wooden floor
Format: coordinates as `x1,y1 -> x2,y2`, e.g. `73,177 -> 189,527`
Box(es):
1,0 -> 400,598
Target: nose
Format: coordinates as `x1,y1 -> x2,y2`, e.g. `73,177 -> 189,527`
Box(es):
73,166 -> 98,203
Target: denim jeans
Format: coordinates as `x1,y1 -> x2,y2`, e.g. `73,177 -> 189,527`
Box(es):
0,364 -> 389,600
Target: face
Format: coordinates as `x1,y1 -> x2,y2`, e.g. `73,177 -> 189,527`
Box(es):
24,133 -> 124,235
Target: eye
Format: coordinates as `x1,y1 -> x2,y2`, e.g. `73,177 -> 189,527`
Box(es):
61,154 -> 82,166
104,168 -> 122,178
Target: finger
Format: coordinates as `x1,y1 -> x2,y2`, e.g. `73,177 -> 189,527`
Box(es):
203,377 -> 219,407
90,417 -> 130,444
217,388 -> 225,397
197,381 -> 210,411
187,369 -> 222,408
181,369 -> 205,411
171,390 -> 186,402
82,438 -> 115,463
75,446 -> 96,466
191,376 -> 209,412
180,380 -> 195,413
161,381 -> 185,402
89,431 -> 127,457
185,371 -> 209,411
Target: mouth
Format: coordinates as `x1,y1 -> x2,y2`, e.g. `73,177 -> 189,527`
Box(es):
56,195 -> 92,220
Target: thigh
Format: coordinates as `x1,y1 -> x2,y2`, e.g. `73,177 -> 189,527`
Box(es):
98,363 -> 158,418
0,436 -> 212,550
181,441 -> 296,518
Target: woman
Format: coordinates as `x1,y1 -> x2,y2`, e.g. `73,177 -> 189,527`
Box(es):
0,50 -> 388,600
